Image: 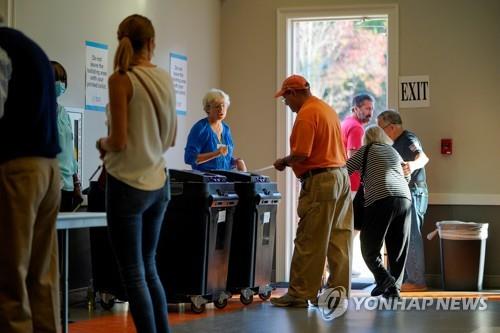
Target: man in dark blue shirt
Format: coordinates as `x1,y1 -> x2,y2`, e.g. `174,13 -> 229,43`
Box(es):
378,110 -> 429,292
0,24 -> 61,333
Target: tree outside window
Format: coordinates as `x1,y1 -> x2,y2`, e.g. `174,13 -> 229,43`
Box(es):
293,18 -> 388,121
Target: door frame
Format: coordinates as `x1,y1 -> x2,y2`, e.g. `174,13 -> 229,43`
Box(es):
275,4 -> 399,282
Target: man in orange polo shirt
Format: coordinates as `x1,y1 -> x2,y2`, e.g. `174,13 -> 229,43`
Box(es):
271,75 -> 353,307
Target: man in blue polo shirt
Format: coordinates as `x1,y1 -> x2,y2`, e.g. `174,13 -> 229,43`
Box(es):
378,110 -> 429,292
0,23 -> 61,333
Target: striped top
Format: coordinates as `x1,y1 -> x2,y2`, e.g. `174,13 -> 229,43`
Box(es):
346,143 -> 411,207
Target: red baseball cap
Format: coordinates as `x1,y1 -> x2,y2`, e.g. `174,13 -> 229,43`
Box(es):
274,75 -> 310,98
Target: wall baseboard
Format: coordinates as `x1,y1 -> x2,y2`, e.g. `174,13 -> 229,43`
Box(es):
426,274 -> 500,290
429,193 -> 500,206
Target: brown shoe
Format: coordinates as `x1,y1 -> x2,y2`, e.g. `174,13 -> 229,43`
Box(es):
400,283 -> 427,292
270,293 -> 308,308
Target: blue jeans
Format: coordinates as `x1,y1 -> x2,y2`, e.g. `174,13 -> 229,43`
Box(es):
106,174 -> 170,333
404,184 -> 428,285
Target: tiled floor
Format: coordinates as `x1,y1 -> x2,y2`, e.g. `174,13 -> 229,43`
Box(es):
68,288 -> 500,333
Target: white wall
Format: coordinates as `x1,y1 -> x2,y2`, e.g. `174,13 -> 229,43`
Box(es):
221,0 -> 500,281
221,0 -> 500,199
10,0 -> 221,188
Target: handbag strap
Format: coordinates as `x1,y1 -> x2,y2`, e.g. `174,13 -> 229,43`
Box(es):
88,165 -> 102,181
130,69 -> 162,138
360,143 -> 373,182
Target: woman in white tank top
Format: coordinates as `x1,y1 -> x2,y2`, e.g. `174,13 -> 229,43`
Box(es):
96,14 -> 176,333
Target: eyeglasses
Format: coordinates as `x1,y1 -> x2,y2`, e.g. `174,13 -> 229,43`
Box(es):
381,122 -> 392,130
280,90 -> 293,105
209,103 -> 226,110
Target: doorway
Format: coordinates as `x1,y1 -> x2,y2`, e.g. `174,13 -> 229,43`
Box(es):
275,5 -> 399,282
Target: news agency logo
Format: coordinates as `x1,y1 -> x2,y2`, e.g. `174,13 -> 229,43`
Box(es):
318,286 -> 349,321
318,288 -> 489,322
351,296 -> 488,312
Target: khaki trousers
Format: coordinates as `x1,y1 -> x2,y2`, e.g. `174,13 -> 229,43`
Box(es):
288,167 -> 353,299
0,157 -> 61,333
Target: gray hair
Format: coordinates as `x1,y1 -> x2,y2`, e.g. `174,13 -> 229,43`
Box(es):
377,109 -> 403,126
363,125 -> 393,145
202,88 -> 230,111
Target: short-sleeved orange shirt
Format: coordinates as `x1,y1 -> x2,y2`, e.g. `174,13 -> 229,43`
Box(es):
290,96 -> 346,178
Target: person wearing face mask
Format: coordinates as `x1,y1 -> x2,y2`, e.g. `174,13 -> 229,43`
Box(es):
184,88 -> 246,171
377,110 -> 429,292
51,61 -> 83,211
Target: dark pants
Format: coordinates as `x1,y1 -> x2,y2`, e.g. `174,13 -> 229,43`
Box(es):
60,190 -> 74,212
360,197 -> 411,289
106,174 -> 170,333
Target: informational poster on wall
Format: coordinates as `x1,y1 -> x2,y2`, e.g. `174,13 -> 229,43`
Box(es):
66,107 -> 84,181
170,52 -> 188,115
85,40 -> 109,112
399,75 -> 430,108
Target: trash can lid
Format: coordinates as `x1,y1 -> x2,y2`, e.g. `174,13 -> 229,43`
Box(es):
436,221 -> 488,240
436,221 -> 488,230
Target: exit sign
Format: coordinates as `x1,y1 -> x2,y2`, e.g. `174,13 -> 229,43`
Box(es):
399,75 -> 430,108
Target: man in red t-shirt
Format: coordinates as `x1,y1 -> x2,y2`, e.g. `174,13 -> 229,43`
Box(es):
341,94 -> 374,191
271,75 -> 352,308
341,94 -> 374,278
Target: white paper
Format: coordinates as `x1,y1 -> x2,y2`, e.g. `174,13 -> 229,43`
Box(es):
263,212 -> 271,224
217,210 -> 226,223
170,53 -> 188,115
252,165 -> 274,173
85,41 -> 108,112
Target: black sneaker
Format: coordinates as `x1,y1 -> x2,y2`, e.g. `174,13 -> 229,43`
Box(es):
371,276 -> 395,297
382,286 -> 401,300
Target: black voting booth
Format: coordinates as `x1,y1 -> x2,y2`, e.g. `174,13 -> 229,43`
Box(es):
210,170 -> 280,304
157,169 -> 238,313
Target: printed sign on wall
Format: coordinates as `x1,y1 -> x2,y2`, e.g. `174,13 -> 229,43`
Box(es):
399,75 -> 430,108
85,41 -> 109,112
170,52 -> 188,115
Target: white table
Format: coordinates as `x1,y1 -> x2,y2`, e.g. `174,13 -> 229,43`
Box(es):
57,212 -> 107,333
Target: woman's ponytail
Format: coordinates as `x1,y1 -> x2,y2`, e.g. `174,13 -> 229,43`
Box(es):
114,36 -> 133,73
114,14 -> 155,73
